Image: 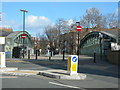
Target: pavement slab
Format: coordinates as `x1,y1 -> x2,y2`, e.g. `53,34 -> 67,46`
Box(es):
0,67 -> 18,72
1,70 -> 40,76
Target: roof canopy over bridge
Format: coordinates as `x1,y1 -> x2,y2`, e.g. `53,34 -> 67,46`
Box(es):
6,31 -> 34,48
81,30 -> 119,46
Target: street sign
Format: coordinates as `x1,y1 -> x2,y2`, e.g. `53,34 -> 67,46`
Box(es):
76,26 -> 82,31
21,34 -> 26,39
72,56 -> 78,62
67,55 -> 78,75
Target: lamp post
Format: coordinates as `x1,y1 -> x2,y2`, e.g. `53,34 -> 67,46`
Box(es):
76,22 -> 80,61
20,9 -> 28,58
99,33 -> 103,60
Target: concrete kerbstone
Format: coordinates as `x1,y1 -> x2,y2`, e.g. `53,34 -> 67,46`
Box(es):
38,70 -> 87,80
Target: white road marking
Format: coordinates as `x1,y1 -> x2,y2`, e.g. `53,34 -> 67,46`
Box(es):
0,76 -> 18,78
49,82 -> 80,89
77,28 -> 82,29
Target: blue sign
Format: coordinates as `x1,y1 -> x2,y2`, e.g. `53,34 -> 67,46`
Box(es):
72,56 -> 78,62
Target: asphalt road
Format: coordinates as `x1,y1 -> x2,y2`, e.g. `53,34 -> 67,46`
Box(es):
1,73 -> 118,89
2,56 -> 119,89
1,74 -> 66,88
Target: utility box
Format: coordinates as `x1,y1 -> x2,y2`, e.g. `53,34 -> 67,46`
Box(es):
0,37 -> 6,68
67,55 -> 78,75
0,37 -> 5,44
0,52 -> 6,68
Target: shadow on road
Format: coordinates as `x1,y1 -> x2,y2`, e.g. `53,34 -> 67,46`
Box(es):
7,55 -> 119,78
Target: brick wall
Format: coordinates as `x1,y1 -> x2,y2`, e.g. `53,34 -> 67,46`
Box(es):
107,49 -> 120,65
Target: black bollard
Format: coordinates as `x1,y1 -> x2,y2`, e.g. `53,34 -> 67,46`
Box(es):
49,56 -> 51,60
36,50 -> 38,60
28,50 -> 30,59
94,52 -> 96,63
63,50 -> 65,61
49,51 -> 52,60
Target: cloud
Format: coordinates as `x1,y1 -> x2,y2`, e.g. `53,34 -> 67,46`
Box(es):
26,15 -> 54,31
1,14 -> 54,36
1,20 -> 20,29
0,12 -> 20,29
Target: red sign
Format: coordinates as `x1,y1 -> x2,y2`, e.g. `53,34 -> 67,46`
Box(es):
21,34 -> 26,39
76,26 -> 82,31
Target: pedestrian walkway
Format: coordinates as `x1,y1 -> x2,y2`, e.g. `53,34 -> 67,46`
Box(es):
1,70 -> 40,76
0,67 -> 18,72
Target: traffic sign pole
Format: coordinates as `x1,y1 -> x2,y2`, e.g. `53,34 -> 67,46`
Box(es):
21,34 -> 26,58
76,25 -> 82,62
78,31 -> 80,61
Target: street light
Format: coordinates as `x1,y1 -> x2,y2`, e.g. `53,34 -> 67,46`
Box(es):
76,22 -> 80,61
20,9 -> 28,58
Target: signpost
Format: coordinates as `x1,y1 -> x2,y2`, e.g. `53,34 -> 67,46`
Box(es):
67,23 -> 82,76
76,25 -> 82,62
21,34 -> 26,58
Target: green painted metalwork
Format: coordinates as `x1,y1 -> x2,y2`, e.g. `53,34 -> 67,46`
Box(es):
80,31 -> 117,56
6,31 -> 34,48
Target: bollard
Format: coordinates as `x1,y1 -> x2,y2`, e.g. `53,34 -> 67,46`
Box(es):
49,56 -> 51,60
63,50 -> 65,61
94,52 -> 96,63
28,50 -> 30,59
49,51 -> 52,60
36,50 -> 38,60
67,55 -> 78,75
51,51 -> 52,57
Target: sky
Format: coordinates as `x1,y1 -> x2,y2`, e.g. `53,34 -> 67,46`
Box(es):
1,2 -> 118,36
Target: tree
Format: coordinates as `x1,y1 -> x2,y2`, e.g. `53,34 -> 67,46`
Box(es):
81,8 -> 118,29
80,16 -> 89,28
44,18 -> 77,54
96,15 -> 107,29
105,13 -> 118,29
44,25 -> 60,54
55,18 -> 76,53
80,8 -> 102,29
35,33 -> 48,54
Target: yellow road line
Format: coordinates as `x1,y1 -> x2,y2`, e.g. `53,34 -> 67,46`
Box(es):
6,60 -> 25,62
0,76 -> 18,78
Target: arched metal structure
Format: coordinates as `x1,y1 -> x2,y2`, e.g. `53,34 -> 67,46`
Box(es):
5,31 -> 34,58
80,30 -> 118,57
